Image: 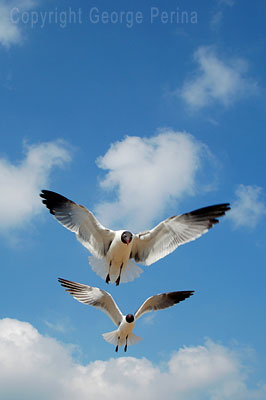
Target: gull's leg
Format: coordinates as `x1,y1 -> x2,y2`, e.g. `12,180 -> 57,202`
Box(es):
115,263 -> 123,286
115,336 -> 120,352
124,335 -> 128,352
106,261 -> 112,284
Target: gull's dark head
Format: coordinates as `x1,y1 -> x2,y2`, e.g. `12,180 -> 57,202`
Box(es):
125,314 -> 134,323
121,231 -> 133,245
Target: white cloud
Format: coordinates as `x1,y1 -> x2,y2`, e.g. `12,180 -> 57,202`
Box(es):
43,320 -> 68,333
0,318 -> 265,400
210,11 -> 223,31
142,313 -> 157,326
210,0 -> 235,31
0,0 -> 38,47
179,46 -> 257,110
0,140 -> 71,232
95,131 -> 210,232
229,184 -> 266,228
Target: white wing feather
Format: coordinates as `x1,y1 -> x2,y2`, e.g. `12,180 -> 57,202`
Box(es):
134,291 -> 194,320
131,204 -> 230,266
58,278 -> 123,326
40,190 -> 115,259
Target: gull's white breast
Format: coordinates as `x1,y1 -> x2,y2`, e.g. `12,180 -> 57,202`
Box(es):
107,231 -> 133,267
118,317 -> 135,339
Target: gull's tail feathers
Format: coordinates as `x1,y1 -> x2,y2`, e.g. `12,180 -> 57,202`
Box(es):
102,329 -> 119,346
88,256 -> 143,284
102,330 -> 143,347
121,259 -> 143,283
127,332 -> 143,346
88,256 -> 109,281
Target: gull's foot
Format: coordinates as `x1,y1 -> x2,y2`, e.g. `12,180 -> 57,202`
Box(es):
115,276 -> 120,286
115,345 -> 118,352
124,344 -> 127,352
105,274 -> 110,284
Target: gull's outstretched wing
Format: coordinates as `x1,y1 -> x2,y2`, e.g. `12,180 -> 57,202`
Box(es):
134,290 -> 194,320
131,203 -> 230,266
41,190 -> 115,258
58,278 -> 123,326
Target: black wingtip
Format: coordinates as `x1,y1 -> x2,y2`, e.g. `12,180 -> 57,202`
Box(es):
58,277 -> 74,286
179,290 -> 195,298
187,203 -> 231,227
40,189 -> 56,200
190,203 -> 231,216
58,277 -> 67,287
40,190 -> 72,214
58,277 -> 72,287
58,278 -> 79,294
167,290 -> 195,304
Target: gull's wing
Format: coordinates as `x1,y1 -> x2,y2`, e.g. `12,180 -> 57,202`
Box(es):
134,290 -> 194,320
40,190 -> 115,258
58,278 -> 123,326
131,203 -> 230,266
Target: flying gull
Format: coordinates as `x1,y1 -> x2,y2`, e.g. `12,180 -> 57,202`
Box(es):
41,190 -> 230,285
58,277 -> 194,352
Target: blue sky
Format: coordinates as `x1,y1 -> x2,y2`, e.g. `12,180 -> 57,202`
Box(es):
0,0 -> 266,398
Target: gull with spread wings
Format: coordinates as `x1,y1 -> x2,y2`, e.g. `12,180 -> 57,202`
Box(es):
58,278 -> 194,352
41,190 -> 230,285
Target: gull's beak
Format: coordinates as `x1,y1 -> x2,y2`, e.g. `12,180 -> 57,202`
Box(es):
126,240 -> 130,245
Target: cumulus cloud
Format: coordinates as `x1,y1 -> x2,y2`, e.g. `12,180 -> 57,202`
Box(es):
0,140 -> 71,232
0,318 -> 265,400
95,131 -> 210,231
229,184 -> 266,228
0,0 -> 38,47
179,46 -> 257,110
